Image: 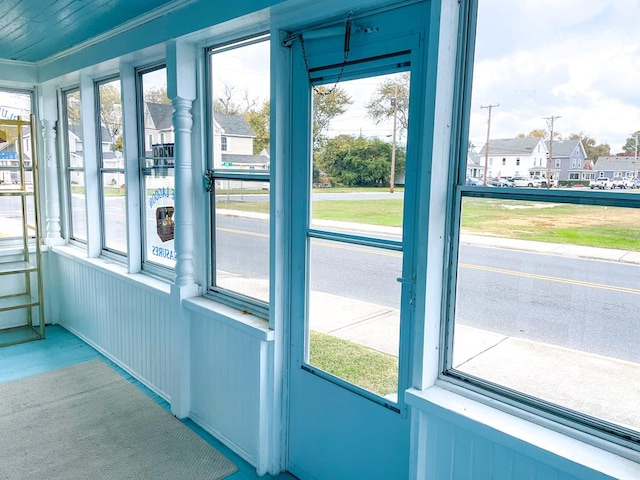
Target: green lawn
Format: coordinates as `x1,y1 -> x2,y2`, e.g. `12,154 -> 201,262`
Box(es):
217,193 -> 640,251
309,331 -> 398,396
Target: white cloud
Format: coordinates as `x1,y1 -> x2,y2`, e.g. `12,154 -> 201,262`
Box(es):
470,0 -> 640,152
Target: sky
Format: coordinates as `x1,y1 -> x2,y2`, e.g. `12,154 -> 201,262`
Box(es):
468,0 -> 640,153
6,2 -> 638,155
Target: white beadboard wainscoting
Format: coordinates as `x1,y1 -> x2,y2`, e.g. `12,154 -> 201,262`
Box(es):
49,248 -> 173,400
185,297 -> 274,473
406,387 -> 640,480
48,247 -> 275,474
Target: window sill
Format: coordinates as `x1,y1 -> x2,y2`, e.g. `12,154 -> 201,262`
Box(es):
51,245 -> 171,296
183,296 -> 273,342
405,385 -> 640,480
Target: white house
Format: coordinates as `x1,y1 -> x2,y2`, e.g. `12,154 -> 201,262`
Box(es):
478,137 -> 549,179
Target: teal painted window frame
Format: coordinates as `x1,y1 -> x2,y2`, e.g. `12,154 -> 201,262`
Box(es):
442,0 -> 640,454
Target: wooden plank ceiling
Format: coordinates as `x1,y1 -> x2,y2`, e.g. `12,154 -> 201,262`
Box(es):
0,0 -> 177,63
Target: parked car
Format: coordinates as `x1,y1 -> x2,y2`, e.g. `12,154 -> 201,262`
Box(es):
612,176 -> 634,189
465,177 -> 483,186
589,177 -> 613,189
490,177 -> 514,187
513,176 -> 538,187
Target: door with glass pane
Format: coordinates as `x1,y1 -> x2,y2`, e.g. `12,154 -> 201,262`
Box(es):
287,5 -> 423,479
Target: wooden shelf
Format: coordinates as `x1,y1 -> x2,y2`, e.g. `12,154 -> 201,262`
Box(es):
0,294 -> 39,312
0,261 -> 37,275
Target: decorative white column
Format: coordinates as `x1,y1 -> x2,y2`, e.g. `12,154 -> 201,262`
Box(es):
41,96 -> 64,246
167,40 -> 198,420
172,96 -> 196,287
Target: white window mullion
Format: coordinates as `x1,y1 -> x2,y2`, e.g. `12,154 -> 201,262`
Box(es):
121,62 -> 142,272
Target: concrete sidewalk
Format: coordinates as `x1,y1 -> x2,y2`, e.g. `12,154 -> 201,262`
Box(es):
220,209 -> 639,429
308,289 -> 640,432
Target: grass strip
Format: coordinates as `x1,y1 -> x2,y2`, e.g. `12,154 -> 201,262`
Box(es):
309,330 -> 398,396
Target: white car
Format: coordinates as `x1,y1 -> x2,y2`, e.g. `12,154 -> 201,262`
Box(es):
512,176 -> 538,187
589,177 -> 613,189
612,176 -> 633,189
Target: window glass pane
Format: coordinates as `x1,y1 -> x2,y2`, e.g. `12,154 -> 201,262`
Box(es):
144,173 -> 175,268
311,73 -> 408,238
140,67 -> 174,270
452,197 -> 640,431
452,0 -> 640,443
210,38 -> 270,171
308,239 -> 401,400
101,173 -> 126,253
98,79 -> 126,253
209,37 -> 270,303
64,89 -> 86,242
0,90 -> 32,240
213,179 -> 269,302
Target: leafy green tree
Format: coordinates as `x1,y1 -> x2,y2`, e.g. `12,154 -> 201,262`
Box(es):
312,86 -> 352,147
243,101 -> 270,155
366,72 -> 409,135
568,133 -> 611,161
622,131 -> 640,155
144,86 -> 170,105
98,82 -> 123,152
516,129 -> 565,140
315,134 -> 405,187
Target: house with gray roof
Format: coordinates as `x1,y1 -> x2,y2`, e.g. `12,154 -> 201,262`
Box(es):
545,139 -> 591,183
478,137 -> 549,180
144,102 -> 265,169
594,156 -> 639,181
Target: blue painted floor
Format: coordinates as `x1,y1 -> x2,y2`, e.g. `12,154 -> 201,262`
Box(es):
0,324 -> 297,480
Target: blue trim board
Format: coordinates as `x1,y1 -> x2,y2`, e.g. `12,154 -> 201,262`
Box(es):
0,324 -> 296,480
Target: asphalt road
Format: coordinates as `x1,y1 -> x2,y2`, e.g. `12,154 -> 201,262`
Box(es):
216,215 -> 640,363
3,195 -> 638,363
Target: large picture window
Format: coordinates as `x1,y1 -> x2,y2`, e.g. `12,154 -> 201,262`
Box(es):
206,35 -> 270,312
0,89 -> 33,242
137,65 -> 175,272
96,77 -> 126,255
446,0 -> 640,450
62,89 -> 86,243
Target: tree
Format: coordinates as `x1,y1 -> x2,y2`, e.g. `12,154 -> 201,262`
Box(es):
98,82 -> 123,152
243,101 -> 270,155
622,131 -> 640,155
366,72 -> 410,136
144,86 -> 170,105
315,134 -> 405,187
213,82 -> 258,115
312,86 -> 352,147
567,133 -> 611,161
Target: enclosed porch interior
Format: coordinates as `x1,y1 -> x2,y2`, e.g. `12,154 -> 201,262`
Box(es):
1,0 -> 639,479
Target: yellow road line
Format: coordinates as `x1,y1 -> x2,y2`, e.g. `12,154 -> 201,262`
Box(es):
219,227 -> 639,295
461,263 -> 640,295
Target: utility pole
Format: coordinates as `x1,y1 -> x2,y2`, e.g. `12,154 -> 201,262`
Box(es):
481,103 -> 499,186
634,133 -> 638,182
544,115 -> 561,188
389,85 -> 398,194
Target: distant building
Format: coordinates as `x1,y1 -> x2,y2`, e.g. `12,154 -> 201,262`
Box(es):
478,137 -> 549,180
545,139 -> 591,182
145,103 -> 269,169
593,156 -> 639,180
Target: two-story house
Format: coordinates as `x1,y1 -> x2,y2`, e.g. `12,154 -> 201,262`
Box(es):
545,139 -> 590,183
478,137 -> 549,180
